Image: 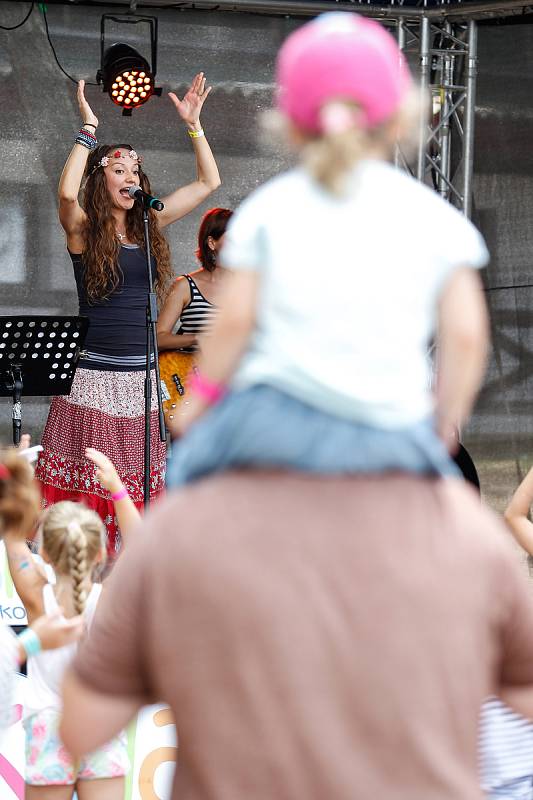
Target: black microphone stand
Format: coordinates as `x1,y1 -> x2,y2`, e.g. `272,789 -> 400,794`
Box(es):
140,201 -> 166,509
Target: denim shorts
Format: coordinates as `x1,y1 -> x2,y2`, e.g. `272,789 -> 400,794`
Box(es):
167,384 -> 458,488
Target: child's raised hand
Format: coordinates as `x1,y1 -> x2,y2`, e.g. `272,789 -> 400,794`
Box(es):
17,434 -> 31,451
85,448 -> 122,495
87,449 -> 141,540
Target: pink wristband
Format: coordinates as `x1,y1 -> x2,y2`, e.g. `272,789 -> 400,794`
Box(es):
189,371 -> 226,405
111,487 -> 129,502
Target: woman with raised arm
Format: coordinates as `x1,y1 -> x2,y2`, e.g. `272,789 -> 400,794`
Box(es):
34,74 -> 220,555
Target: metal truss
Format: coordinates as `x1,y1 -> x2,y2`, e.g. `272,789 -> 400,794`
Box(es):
28,0 -> 533,23
395,17 -> 478,217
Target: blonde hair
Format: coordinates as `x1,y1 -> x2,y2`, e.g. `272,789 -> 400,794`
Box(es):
263,87 -> 423,196
41,501 -> 106,615
0,449 -> 41,536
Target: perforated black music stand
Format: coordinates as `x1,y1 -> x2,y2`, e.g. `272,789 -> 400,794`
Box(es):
0,316 -> 89,445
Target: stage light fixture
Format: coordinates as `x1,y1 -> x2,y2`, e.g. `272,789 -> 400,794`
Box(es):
96,14 -> 161,117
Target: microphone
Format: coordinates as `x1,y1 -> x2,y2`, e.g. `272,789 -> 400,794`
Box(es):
128,185 -> 165,212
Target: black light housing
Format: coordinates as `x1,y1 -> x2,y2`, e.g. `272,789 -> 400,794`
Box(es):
96,14 -> 161,116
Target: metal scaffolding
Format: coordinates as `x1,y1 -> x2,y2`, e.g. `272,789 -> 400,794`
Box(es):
397,16 -> 478,217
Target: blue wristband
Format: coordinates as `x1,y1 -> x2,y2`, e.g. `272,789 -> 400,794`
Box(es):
18,627 -> 42,659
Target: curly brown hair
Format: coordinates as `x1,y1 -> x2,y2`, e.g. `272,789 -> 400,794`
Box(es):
81,143 -> 173,303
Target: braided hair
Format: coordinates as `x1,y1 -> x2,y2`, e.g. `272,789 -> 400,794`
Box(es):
66,521 -> 90,615
41,502 -> 105,614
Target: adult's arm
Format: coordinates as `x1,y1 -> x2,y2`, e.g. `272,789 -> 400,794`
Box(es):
499,686 -> 533,721
158,73 -> 221,229
434,267 -> 489,452
60,534 -> 151,755
504,466 -> 533,556
58,80 -> 95,246
156,276 -> 198,351
61,669 -> 142,757
493,546 -> 533,718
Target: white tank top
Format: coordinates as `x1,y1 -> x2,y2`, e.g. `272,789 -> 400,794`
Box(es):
23,582 -> 102,719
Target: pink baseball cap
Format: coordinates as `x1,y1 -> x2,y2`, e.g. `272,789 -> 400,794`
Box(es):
276,13 -> 412,134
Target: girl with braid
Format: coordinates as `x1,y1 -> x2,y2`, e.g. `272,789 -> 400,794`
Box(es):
0,449 -> 84,740
2,451 -> 135,799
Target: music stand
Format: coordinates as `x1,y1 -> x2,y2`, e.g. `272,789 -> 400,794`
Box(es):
0,316 -> 89,445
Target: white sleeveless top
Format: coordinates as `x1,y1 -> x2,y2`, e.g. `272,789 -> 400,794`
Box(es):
23,582 -> 102,719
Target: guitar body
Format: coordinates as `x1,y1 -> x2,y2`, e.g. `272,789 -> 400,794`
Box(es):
159,351 -> 196,421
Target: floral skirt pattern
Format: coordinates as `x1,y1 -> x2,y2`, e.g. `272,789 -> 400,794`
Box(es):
24,708 -> 129,785
34,367 -> 166,554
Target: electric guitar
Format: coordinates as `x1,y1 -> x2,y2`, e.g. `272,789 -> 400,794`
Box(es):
159,350 -> 197,422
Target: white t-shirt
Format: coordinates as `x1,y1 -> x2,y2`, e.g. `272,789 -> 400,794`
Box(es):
221,159 -> 489,428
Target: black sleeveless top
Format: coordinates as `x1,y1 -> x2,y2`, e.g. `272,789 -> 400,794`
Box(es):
71,244 -> 157,372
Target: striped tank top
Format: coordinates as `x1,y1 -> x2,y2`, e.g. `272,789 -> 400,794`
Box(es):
173,274 -> 217,352
479,696 -> 533,790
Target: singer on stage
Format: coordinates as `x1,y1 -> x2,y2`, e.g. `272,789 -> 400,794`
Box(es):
34,74 -> 220,554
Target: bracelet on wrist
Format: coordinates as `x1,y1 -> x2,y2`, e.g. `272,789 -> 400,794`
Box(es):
82,123 -> 97,130
18,628 -> 42,660
75,128 -> 98,151
78,127 -> 96,140
189,371 -> 226,405
188,128 -> 205,139
111,486 -> 129,502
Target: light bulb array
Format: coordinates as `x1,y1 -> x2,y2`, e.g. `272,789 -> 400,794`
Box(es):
110,70 -> 153,108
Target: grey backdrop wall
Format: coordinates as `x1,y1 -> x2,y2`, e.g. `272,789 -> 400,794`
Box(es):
0,0 -> 298,441
0,1 -> 531,508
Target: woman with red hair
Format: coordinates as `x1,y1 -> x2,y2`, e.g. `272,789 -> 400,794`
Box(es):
156,207 -> 233,417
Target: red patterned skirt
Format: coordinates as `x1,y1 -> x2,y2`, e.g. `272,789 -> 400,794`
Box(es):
34,367 -> 166,555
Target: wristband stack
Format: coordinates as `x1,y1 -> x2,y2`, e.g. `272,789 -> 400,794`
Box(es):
188,128 -> 205,139
18,628 -> 42,661
76,127 -> 98,150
